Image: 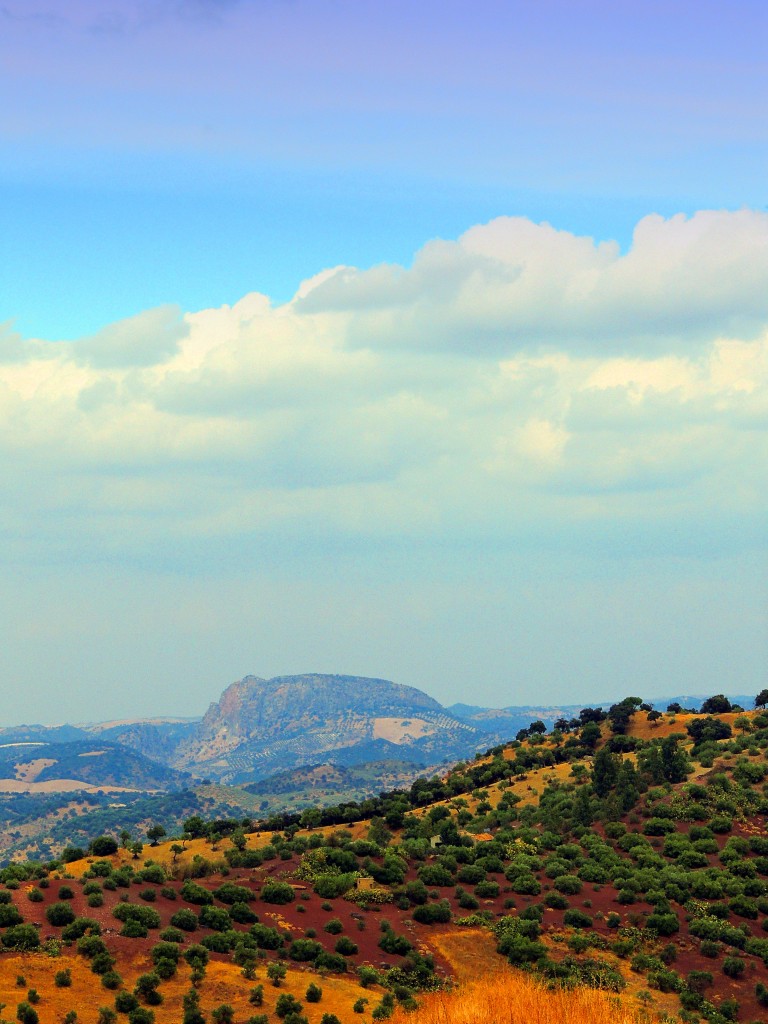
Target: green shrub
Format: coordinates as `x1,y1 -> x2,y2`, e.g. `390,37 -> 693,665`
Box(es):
127,1009 -> 154,1024
201,932 -> 235,953
315,952 -> 348,973
112,904 -> 161,929
170,908 -> 198,931
15,1002 -> 38,1024
511,874 -> 540,896
199,905 -> 231,931
456,865 -> 485,885
275,995 -> 304,1021
46,902 -> 76,927
647,969 -> 682,993
729,895 -> 758,919
215,882 -> 252,905
180,881 -> 214,905
313,873 -> 356,899
417,865 -> 453,887
249,923 -> 283,950
543,892 -> 569,910
335,936 -> 358,955
114,992 -> 139,1013
710,815 -> 733,833
647,912 -> 680,936
140,865 -> 166,884
288,938 -> 323,962
305,983 -> 322,1003
121,919 -> 148,939
378,929 -> 413,955
722,956 -> 745,978
643,818 -> 675,836
554,875 -> 582,895
261,881 -> 295,905
412,901 -> 451,925
0,903 -> 23,927
686,970 -> 713,994
563,908 -> 592,929
229,901 -> 257,924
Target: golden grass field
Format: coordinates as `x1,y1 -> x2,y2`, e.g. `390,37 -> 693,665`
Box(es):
390,968 -> 646,1024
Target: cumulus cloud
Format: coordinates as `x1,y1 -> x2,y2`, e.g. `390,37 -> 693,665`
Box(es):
298,209 -> 768,354
70,304 -> 188,368
0,211 -> 766,569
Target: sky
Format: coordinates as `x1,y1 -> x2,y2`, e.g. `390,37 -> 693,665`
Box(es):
1,0 -> 766,723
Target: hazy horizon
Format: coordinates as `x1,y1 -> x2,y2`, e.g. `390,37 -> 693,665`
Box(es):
4,677 -> 763,732
1,1 -> 766,723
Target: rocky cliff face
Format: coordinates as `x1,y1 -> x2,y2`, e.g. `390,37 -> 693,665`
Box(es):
173,673 -> 497,784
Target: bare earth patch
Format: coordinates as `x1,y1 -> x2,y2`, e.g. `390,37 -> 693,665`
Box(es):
13,757 -> 57,782
373,717 -> 435,743
0,779 -> 147,794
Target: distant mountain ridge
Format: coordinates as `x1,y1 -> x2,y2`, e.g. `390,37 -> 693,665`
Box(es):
0,739 -> 190,793
172,673 -> 494,784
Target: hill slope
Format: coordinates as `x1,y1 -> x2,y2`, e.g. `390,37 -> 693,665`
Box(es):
3,697 -> 768,1022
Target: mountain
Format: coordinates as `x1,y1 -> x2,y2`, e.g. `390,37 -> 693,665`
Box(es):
173,673 -> 500,784
448,702 -> 582,734
0,723 -> 91,743
0,739 -> 190,793
85,717 -> 200,764
3,701 -> 768,1024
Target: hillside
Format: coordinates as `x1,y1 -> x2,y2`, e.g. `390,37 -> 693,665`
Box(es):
86,719 -> 200,766
0,741 -> 190,794
1,692 -> 768,1023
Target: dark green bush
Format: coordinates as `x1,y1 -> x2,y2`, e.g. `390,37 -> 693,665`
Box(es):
563,908 -> 592,929
378,930 -> 413,955
315,951 -> 348,973
170,909 -> 198,931
647,912 -> 680,936
180,881 -> 214,905
722,956 -> 745,978
249,923 -> 283,950
288,939 -> 323,962
412,901 -> 451,925
553,875 -> 582,895
261,881 -> 295,905
46,902 -> 76,927
543,892 -> 569,910
335,936 -> 358,955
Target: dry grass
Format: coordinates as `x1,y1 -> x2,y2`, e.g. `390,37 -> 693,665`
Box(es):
0,953 -> 374,1024
390,969 -> 645,1024
426,928 -> 506,982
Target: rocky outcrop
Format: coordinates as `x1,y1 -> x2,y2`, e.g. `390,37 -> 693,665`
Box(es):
173,673 -> 498,784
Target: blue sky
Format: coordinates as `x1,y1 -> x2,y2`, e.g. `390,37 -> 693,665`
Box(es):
0,0 -> 766,721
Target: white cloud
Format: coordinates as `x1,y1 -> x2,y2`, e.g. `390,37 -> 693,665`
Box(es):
0,211 -> 766,570
297,209 -> 768,354
71,304 -> 188,368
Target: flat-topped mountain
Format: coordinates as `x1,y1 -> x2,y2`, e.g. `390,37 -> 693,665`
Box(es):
173,673 -> 495,784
